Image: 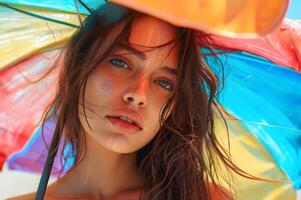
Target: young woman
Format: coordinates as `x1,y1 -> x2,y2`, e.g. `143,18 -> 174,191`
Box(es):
11,2 -> 253,200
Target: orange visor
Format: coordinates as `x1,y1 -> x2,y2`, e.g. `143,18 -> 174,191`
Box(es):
110,0 -> 289,38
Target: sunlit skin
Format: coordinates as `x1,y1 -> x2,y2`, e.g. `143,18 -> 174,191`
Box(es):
43,15 -> 178,199
79,17 -> 178,153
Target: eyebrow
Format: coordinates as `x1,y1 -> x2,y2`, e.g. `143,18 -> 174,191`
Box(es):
113,43 -> 177,76
113,43 -> 147,60
161,66 -> 177,76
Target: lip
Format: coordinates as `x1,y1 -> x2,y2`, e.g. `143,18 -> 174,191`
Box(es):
105,116 -> 141,134
106,112 -> 143,130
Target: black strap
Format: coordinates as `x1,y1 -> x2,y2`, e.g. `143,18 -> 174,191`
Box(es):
35,127 -> 61,200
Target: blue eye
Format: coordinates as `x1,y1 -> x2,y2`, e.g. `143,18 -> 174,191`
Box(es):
156,79 -> 174,91
109,58 -> 129,69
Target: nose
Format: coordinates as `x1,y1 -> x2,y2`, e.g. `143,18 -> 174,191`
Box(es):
123,79 -> 147,108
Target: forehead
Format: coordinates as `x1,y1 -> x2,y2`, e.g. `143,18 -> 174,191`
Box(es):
129,15 -> 177,47
124,15 -> 178,70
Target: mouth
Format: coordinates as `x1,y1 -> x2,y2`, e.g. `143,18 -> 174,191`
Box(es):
105,115 -> 142,133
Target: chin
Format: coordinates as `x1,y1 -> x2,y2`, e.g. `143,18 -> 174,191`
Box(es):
98,135 -> 139,154
109,141 -> 151,154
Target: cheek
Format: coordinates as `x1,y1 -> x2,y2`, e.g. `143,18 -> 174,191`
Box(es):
78,72 -> 117,124
86,72 -> 114,99
146,99 -> 169,133
149,97 -> 174,135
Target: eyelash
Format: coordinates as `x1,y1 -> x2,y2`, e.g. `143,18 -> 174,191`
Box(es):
109,58 -> 174,92
109,58 -> 130,69
155,79 -> 174,91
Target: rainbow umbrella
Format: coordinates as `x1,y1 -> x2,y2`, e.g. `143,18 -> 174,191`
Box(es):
0,1 -> 300,199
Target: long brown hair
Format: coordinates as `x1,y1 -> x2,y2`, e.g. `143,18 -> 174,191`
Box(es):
39,2 -> 261,200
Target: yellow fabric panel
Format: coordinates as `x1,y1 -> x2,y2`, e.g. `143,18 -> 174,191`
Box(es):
111,0 -> 288,37
0,7 -> 82,71
214,113 -> 295,200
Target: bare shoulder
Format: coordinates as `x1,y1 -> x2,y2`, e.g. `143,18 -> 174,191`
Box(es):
7,192 -> 36,200
7,183 -> 59,200
7,192 -> 66,200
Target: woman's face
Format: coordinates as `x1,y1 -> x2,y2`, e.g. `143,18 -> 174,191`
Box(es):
78,15 -> 178,153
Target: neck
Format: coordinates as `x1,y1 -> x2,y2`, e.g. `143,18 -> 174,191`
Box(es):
48,132 -> 145,199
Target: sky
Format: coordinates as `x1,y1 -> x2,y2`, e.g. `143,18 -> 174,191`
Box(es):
286,0 -> 301,19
